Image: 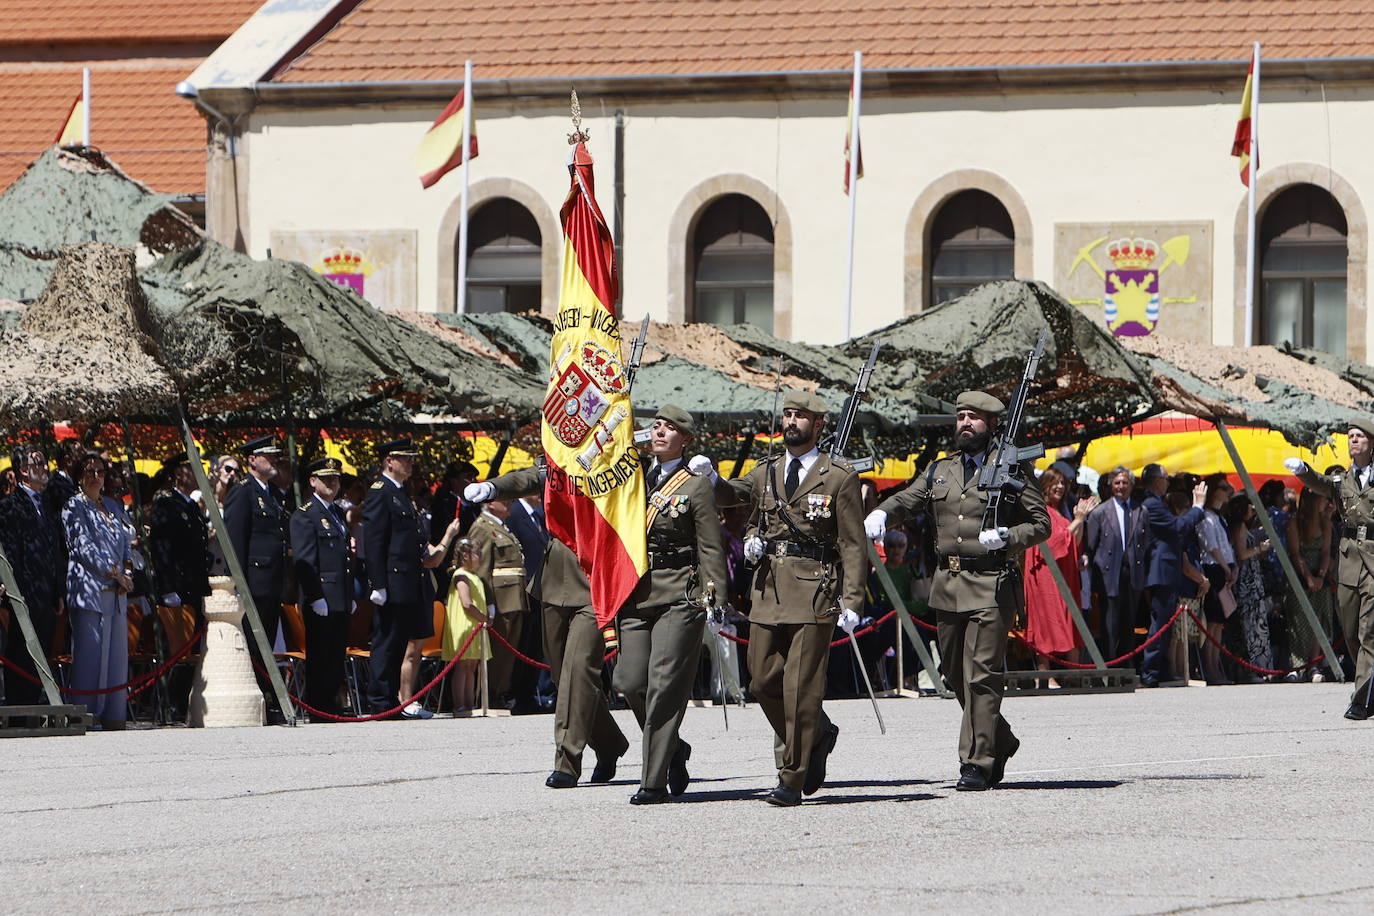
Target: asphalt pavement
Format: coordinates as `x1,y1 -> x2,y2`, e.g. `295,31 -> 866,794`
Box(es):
6,683 -> 1374,914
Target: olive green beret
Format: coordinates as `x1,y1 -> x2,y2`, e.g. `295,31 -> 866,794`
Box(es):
1349,417 -> 1374,440
956,390 -> 1005,415
782,390 -> 828,416
654,404 -> 696,437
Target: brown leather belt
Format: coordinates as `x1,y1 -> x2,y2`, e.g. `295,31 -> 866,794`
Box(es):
766,540 -> 838,563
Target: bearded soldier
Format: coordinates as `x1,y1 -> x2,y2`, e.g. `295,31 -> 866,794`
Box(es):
865,391 -> 1051,791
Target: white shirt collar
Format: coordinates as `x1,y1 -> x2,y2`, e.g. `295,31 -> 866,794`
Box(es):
784,446 -> 822,475
313,493 -> 335,511
19,483 -> 40,501
518,497 -> 541,515
481,508 -> 506,526
382,472 -> 405,489
651,457 -> 683,477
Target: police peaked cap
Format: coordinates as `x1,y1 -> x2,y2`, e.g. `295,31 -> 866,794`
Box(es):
242,435 -> 283,456
307,457 -> 343,478
378,438 -> 419,459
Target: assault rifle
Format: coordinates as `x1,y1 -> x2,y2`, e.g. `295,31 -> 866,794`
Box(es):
625,314 -> 654,445
977,327 -> 1050,530
823,342 -> 880,472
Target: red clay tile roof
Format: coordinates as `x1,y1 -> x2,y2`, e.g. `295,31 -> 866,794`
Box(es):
0,63 -> 206,193
0,0 -> 264,45
276,0 -> 1374,83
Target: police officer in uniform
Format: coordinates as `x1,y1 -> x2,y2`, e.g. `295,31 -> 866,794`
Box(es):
615,405 -> 727,805
149,452 -> 211,617
713,391 -> 866,806
223,436 -> 288,667
290,457 -> 354,719
466,497 -> 528,705
466,466 -> 629,788
1286,417 -> 1374,719
866,391 -> 1051,790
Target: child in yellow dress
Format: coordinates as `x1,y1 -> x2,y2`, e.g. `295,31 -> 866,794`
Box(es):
444,539 -> 491,715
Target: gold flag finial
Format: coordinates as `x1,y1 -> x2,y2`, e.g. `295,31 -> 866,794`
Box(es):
568,87 -> 590,145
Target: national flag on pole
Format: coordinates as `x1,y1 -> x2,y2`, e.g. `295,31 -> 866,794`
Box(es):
1231,52 -> 1256,187
843,75 -> 863,194
541,141 -> 647,628
413,88 -> 478,189
55,92 -> 84,147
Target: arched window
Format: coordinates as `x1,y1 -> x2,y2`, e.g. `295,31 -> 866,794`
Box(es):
462,197 -> 541,313
691,193 -> 774,333
928,189 -> 1014,306
1259,184 -> 1348,354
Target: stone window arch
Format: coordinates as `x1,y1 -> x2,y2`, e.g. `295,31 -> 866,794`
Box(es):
437,177 -> 560,314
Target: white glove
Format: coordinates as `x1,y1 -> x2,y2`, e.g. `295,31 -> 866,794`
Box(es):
369,588 -> 387,605
687,454 -> 716,480
464,481 -> 496,503
487,603 -> 497,620
838,608 -> 861,634
978,528 -> 1009,550
310,598 -> 329,617
864,509 -> 887,541
162,593 -> 182,607
1283,458 -> 1306,475
743,536 -> 765,563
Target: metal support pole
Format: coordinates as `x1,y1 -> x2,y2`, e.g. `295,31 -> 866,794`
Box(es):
729,431 -> 753,479
487,424 -> 514,478
1037,543 -> 1109,669
1216,420 -> 1343,680
866,541 -> 953,698
0,543 -> 63,706
478,626 -> 491,716
179,411 -> 300,720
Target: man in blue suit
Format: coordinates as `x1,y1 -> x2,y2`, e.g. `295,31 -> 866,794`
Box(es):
0,443 -> 65,705
1139,464 -> 1205,686
1083,466 -> 1149,664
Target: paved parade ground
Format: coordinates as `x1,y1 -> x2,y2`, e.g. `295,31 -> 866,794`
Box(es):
7,684 -> 1374,914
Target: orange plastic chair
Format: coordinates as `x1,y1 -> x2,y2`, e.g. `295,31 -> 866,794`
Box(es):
419,599 -> 449,712
343,600 -> 374,715
277,603 -> 308,696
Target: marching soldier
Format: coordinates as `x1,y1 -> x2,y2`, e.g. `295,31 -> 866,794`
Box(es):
290,457 -> 354,719
865,391 -> 1051,790
466,466 -> 629,788
466,498 -> 529,706
223,436 -> 289,669
614,406 -> 727,805
713,391 -> 866,806
1286,417 -> 1374,719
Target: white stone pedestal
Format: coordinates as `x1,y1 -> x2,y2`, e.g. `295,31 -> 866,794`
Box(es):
189,577 -> 266,727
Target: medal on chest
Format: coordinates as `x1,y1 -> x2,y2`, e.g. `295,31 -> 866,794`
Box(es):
805,493 -> 833,521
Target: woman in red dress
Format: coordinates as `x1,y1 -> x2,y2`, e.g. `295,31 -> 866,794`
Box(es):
1024,467 -> 1090,687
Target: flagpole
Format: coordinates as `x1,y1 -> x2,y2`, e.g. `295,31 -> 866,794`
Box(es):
457,59 -> 473,314
844,50 -> 862,342
81,67 -> 90,148
1243,42 -> 1259,347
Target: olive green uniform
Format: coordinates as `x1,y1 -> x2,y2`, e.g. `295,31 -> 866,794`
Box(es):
878,454 -> 1050,772
1296,464 -> 1374,703
466,511 -> 529,700
615,464 -> 728,791
717,452 -> 865,792
490,466 -> 628,778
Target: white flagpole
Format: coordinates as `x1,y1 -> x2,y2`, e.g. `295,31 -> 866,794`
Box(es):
81,67 -> 91,147
457,59 -> 474,314
844,50 -> 862,341
1243,42 -> 1260,347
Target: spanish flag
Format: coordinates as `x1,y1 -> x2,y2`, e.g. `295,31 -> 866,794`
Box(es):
55,92 -> 84,147
1231,52 -> 1256,187
843,74 -> 863,195
413,88 -> 478,189
541,141 -> 647,627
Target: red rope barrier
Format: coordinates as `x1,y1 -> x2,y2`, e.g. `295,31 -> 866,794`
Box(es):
704,609 -> 900,647
1182,605 -> 1324,676
0,626 -> 207,696
481,625 -> 618,670
1015,604 -> 1187,669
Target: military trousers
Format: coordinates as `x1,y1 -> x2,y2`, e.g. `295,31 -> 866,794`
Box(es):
936,604 -> 1017,773
303,608 -> 349,714
1338,581 -> 1374,706
613,600 -> 704,790
487,609 -> 527,701
544,603 -> 627,778
748,620 -> 832,791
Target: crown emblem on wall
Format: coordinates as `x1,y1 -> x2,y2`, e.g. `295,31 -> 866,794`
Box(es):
1106,238 -> 1158,270
321,247 -> 366,274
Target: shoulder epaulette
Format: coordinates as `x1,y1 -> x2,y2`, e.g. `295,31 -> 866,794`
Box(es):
369,480 -> 384,489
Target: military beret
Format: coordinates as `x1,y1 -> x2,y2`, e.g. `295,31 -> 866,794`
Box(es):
307,457 -> 343,478
782,390 -> 829,416
654,404 -> 696,437
242,435 -> 283,456
1349,417 -> 1374,440
956,390 -> 1005,415
378,438 -> 419,459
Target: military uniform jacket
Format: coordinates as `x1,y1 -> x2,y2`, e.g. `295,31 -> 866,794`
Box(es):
878,455 -> 1051,613
291,497 -> 355,614
716,453 -> 865,625
223,477 -> 288,598
362,475 -> 425,605
148,489 -> 211,600
467,512 -> 528,614
1299,464 -> 1374,588
633,467 -> 728,611
490,465 -> 591,609
0,488 -> 66,612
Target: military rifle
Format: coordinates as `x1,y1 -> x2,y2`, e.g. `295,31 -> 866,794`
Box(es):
822,342 -> 880,473
625,314 -> 653,445
977,327 -> 1050,531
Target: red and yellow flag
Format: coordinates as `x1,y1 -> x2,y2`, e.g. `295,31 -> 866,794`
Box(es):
541,141 -> 647,627
413,88 -> 478,189
55,92 -> 84,147
1231,53 -> 1256,187
843,75 -> 863,195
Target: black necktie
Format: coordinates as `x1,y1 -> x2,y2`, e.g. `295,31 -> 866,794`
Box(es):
963,457 -> 976,485
785,458 -> 802,499
330,503 -> 346,526
646,465 -> 661,492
